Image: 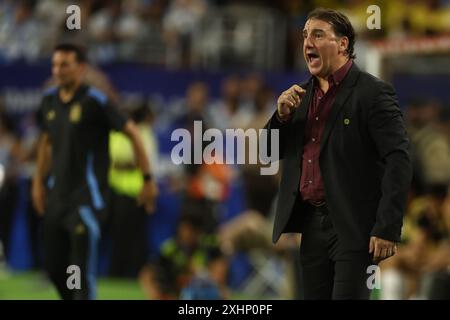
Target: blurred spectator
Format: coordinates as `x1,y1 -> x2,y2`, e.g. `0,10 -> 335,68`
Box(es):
139,212 -> 219,299
208,75 -> 253,130
163,0 -> 208,68
240,73 -> 262,114
88,0 -> 148,63
218,209 -> 292,298
244,83 -> 275,130
0,0 -> 44,63
179,246 -> 229,299
241,84 -> 278,217
88,0 -> 122,63
173,81 -> 211,129
34,0 -> 73,57
380,183 -> 450,299
219,210 -> 272,255
141,0 -> 169,23
184,163 -> 232,232
172,81 -> 212,175
406,99 -> 450,188
108,101 -> 159,278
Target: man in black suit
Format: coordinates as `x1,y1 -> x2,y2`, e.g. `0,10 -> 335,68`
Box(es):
265,8 -> 412,299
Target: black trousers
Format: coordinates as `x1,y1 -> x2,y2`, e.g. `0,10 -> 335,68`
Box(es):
109,192 -> 147,278
299,203 -> 374,300
42,202 -> 100,300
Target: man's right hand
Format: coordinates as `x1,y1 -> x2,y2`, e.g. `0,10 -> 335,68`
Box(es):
32,179 -> 46,216
277,85 -> 306,121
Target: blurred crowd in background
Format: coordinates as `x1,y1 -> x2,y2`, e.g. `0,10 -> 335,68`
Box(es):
1,0 -> 450,69
0,0 -> 449,300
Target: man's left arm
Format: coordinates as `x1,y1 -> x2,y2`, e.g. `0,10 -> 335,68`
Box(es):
367,81 -> 413,262
122,120 -> 159,213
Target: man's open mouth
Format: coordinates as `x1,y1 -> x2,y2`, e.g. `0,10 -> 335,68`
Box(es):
307,53 -> 320,64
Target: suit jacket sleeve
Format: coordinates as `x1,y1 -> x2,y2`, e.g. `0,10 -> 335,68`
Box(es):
368,82 -> 413,242
264,110 -> 289,160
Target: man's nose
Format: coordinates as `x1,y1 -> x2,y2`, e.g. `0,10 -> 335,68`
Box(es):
304,35 -> 314,47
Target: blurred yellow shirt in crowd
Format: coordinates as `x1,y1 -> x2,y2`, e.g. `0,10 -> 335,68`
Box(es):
108,126 -> 154,197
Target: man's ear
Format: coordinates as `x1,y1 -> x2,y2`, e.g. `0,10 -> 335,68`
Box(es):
339,36 -> 349,55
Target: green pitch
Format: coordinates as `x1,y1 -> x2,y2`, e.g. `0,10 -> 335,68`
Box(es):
0,271 -> 146,300
0,271 -> 380,300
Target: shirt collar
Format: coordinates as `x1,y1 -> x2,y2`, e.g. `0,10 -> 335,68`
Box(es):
328,59 -> 353,86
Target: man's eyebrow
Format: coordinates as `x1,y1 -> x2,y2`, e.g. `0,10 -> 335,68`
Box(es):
302,28 -> 326,35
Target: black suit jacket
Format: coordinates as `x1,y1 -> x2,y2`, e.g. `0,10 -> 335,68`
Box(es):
266,63 -> 412,250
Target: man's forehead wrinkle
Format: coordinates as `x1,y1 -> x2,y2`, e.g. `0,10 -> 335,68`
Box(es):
304,19 -> 333,32
304,28 -> 326,33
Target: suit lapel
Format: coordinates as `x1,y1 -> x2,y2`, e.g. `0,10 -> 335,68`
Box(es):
319,63 -> 360,154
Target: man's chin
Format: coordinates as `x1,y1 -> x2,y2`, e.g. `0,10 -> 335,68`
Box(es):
307,67 -> 322,77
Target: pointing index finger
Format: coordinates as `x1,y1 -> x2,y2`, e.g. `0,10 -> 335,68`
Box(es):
292,85 -> 306,96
